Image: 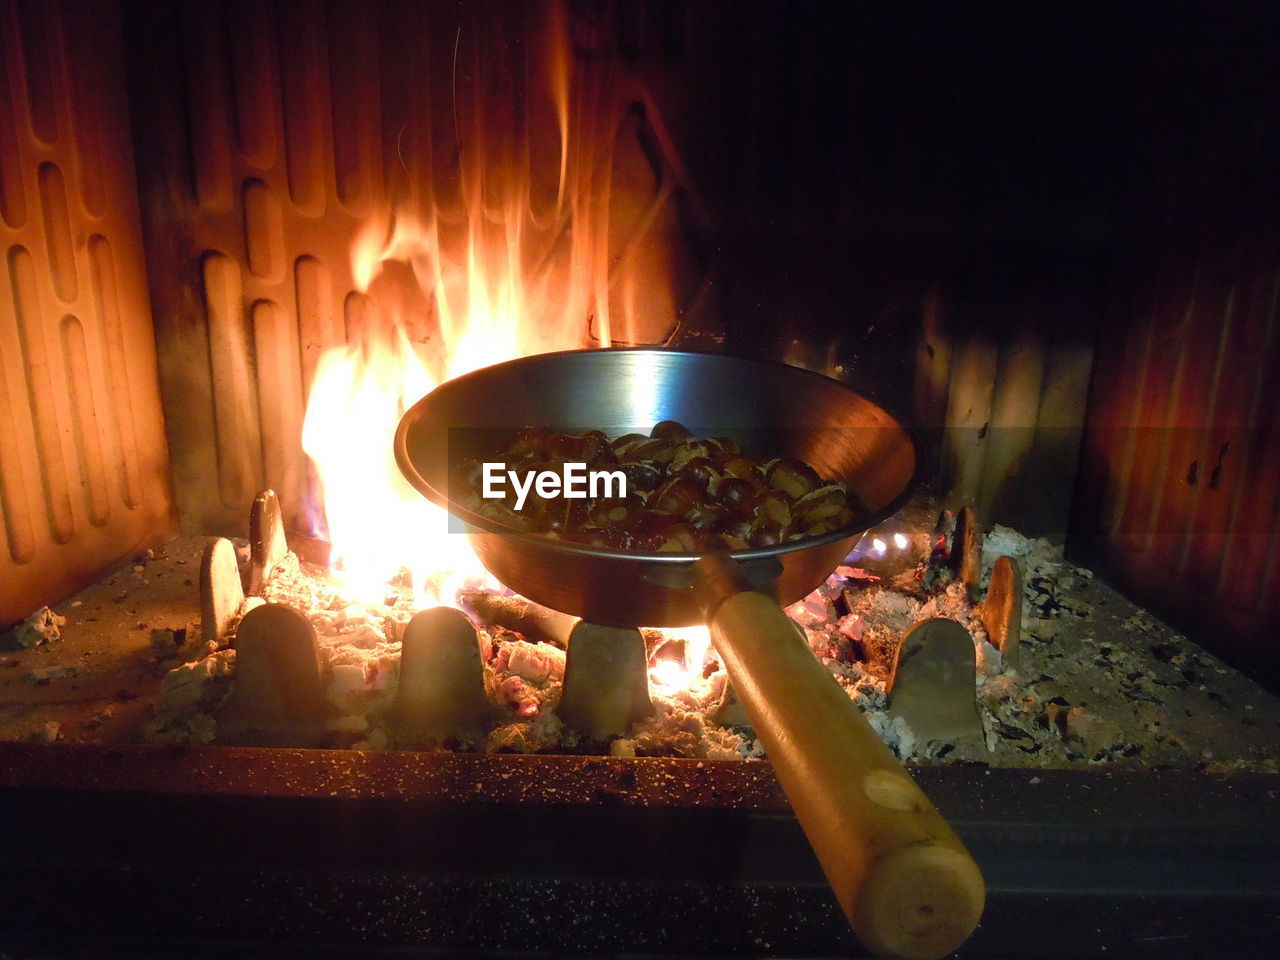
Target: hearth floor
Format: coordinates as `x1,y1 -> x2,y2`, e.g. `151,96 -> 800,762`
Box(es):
2,529 -> 1278,773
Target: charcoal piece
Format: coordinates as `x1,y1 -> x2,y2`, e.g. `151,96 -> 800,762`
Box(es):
556,622 -> 653,739
994,721 -> 1033,741
1046,701 -> 1070,736
216,603 -> 327,746
397,607 -> 491,744
887,618 -> 982,743
247,489 -> 288,595
1028,576 -> 1062,617
459,590 -> 578,648
950,505 -> 982,602
979,554 -> 1022,670
1124,687 -> 1164,705
200,538 -> 244,649
933,509 -> 956,552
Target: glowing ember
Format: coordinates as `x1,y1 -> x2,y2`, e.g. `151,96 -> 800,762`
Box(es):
648,625 -> 714,695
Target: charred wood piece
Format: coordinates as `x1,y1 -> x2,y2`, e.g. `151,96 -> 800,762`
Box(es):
458,590 -> 578,648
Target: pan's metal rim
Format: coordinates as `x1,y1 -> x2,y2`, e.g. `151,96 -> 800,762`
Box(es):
393,347 -> 925,568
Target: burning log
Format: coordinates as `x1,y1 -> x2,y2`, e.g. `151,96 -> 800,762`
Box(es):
888,618 -> 983,744
216,603 -> 328,747
396,607 -> 490,744
457,590 -> 577,648
247,489 -> 288,595
980,555 -> 1022,670
556,623 -> 654,739
200,538 -> 243,650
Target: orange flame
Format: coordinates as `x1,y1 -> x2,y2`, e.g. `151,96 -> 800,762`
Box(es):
300,5 -> 603,606
299,2 -> 694,704
648,626 -> 714,696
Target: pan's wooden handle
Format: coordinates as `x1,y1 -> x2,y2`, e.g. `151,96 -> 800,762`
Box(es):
699,560 -> 985,959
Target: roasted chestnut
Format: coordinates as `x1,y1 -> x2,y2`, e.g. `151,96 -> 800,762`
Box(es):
459,422 -> 855,553
620,437 -> 676,464
685,502 -> 726,533
620,460 -> 664,492
650,420 -> 692,441
672,456 -> 718,490
703,436 -> 741,465
711,476 -> 755,508
547,497 -> 591,533
750,489 -> 792,529
610,433 -> 649,456
766,457 -> 822,498
794,484 -> 849,523
589,494 -> 642,528
721,456 -> 763,481
712,508 -> 754,542
650,475 -> 704,517
655,522 -> 701,553
618,509 -> 683,540
748,521 -> 787,548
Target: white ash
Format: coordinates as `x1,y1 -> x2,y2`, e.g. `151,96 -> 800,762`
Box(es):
5,606 -> 67,649
140,527 -> 1280,772
24,665 -> 80,685
29,721 -> 61,743
785,525 -> 1279,771
145,648 -> 236,745
148,626 -> 189,660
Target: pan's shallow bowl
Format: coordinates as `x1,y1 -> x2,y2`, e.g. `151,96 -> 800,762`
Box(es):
395,349 -> 920,626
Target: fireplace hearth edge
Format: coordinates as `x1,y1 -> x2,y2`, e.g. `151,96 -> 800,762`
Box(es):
0,743 -> 1276,958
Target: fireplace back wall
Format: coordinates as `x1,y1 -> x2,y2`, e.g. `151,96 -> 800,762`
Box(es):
2,0 -> 1278,688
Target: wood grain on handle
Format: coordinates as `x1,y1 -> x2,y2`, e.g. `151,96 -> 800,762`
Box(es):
708,590 -> 985,959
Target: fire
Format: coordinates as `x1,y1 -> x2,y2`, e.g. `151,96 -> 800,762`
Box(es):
648,626 -> 714,696
299,5 -> 611,608
301,198 -> 598,607
297,3 -> 708,694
